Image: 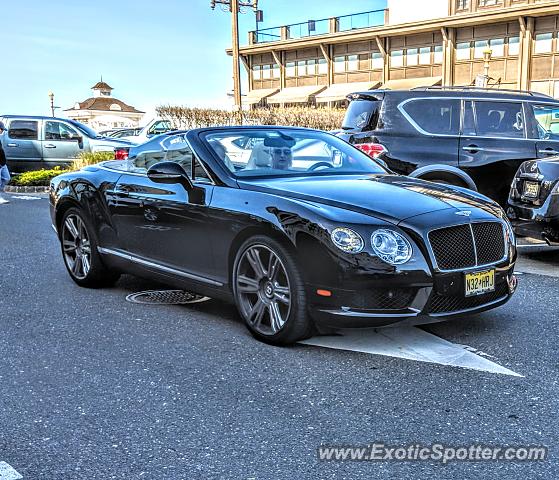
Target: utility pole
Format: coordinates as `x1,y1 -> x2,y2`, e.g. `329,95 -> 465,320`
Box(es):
211,0 -> 258,112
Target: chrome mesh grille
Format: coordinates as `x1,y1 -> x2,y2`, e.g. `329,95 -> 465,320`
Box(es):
428,222 -> 505,271
428,282 -> 509,314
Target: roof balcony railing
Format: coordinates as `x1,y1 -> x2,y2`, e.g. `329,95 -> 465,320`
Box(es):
249,8 -> 388,45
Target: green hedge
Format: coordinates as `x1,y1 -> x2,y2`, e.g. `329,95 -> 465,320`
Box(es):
10,167 -> 70,186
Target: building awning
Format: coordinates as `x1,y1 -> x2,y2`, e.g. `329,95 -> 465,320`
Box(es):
315,81 -> 381,103
380,76 -> 442,90
245,88 -> 279,105
267,85 -> 326,104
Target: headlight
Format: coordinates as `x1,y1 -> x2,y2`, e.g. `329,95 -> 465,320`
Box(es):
371,229 -> 412,265
331,227 -> 364,253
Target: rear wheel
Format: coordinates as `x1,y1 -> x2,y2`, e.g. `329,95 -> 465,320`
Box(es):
233,236 -> 313,345
60,208 -> 120,287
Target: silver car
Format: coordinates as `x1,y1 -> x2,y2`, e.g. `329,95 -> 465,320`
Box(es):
0,115 -> 133,173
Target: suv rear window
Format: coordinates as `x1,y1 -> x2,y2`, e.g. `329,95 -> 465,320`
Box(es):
342,99 -> 381,131
400,99 -> 460,135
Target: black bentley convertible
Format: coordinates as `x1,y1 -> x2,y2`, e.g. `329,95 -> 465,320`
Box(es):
49,126 -> 518,345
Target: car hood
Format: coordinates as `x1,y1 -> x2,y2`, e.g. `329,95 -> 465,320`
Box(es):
93,137 -> 134,146
238,174 -> 502,224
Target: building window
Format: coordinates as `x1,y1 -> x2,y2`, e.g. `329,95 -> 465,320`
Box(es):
406,48 -> 418,66
419,47 -> 431,64
508,36 -> 520,56
456,0 -> 469,10
490,38 -> 504,57
334,56 -> 345,73
307,59 -> 316,75
390,50 -> 404,68
434,45 -> 443,63
534,33 -> 553,54
272,64 -> 280,78
456,42 -> 471,60
296,60 -> 306,76
286,62 -> 296,77
372,52 -> 384,69
253,65 -> 262,80
262,65 -> 270,79
474,40 -> 488,59
318,58 -> 328,74
347,55 -> 359,71
478,0 -> 500,6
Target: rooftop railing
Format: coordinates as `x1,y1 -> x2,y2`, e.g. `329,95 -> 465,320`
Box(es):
249,9 -> 388,45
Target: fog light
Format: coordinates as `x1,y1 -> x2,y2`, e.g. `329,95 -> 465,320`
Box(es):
507,274 -> 518,294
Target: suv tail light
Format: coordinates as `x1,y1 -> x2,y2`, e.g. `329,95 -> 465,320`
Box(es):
354,142 -> 386,159
114,148 -> 129,160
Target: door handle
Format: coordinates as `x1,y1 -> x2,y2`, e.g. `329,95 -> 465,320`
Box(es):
6,143 -> 17,147
462,145 -> 483,153
44,144 -> 57,149
538,148 -> 559,155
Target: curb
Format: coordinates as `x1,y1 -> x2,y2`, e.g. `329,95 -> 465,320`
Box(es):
5,185 -> 49,194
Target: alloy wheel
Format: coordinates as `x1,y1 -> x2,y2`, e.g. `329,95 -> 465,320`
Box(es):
62,214 -> 92,280
235,244 -> 292,336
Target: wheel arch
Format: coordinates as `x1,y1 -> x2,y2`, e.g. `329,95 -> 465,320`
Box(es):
409,165 -> 478,191
54,197 -> 82,238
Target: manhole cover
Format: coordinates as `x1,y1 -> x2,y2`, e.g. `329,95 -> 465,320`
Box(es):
126,290 -> 210,305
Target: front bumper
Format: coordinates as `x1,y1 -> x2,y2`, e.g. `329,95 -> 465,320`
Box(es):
309,263 -> 517,329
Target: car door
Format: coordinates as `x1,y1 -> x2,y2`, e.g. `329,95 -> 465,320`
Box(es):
458,100 -> 536,204
108,133 -> 217,282
394,97 -> 461,172
3,119 -> 42,172
42,120 -> 82,168
525,102 -> 559,158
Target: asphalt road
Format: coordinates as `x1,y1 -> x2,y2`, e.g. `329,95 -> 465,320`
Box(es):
0,194 -> 558,479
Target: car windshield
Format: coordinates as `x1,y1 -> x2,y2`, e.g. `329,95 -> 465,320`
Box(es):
203,128 -> 387,178
67,119 -> 100,138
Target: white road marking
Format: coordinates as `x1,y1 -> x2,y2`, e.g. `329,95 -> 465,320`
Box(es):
9,195 -> 42,201
301,327 -> 522,377
0,462 -> 23,480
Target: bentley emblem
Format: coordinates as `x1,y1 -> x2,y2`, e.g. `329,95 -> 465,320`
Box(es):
530,163 -> 538,172
455,210 -> 472,217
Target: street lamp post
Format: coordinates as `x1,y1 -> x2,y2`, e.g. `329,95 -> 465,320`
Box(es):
210,0 -> 258,112
48,91 -> 55,117
483,48 -> 493,88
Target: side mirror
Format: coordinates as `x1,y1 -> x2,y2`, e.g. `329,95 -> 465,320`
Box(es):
70,133 -> 83,148
147,161 -> 193,191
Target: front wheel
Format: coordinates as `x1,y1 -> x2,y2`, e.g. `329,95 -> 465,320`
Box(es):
60,208 -> 120,287
233,236 -> 313,345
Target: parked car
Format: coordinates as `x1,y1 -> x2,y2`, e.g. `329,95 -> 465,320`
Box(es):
99,127 -> 142,138
0,115 -> 133,173
508,157 -> 559,244
50,126 -> 517,345
338,87 -> 559,206
119,119 -> 174,144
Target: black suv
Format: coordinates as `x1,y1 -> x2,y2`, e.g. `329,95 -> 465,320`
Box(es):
338,87 -> 559,206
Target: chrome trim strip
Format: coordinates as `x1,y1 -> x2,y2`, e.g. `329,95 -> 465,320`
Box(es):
426,220 -> 508,273
97,247 -> 223,287
317,307 -> 421,318
469,224 -> 478,266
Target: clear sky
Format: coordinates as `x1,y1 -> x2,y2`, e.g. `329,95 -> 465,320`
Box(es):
3,0 -> 385,119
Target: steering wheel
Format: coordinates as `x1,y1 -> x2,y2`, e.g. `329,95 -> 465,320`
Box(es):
307,161 -> 333,171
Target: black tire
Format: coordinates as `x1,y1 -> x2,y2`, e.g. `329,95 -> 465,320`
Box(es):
59,207 -> 120,288
232,235 -> 313,345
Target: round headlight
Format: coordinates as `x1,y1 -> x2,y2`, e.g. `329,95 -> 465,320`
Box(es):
331,227 -> 364,253
371,229 -> 412,265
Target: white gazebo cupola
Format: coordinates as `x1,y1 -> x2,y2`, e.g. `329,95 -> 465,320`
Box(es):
91,80 -> 114,98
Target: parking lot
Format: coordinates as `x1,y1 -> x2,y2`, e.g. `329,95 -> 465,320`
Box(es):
1,193 -> 558,479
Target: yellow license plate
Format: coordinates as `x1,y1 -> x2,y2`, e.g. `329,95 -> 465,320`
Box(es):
465,270 -> 495,297
523,181 -> 540,198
